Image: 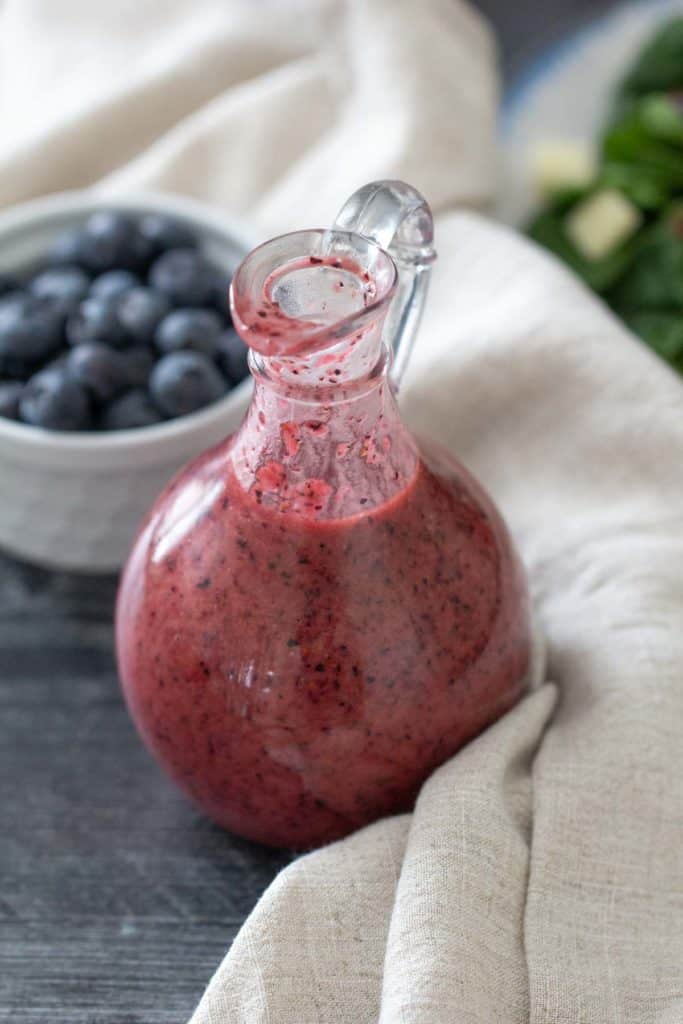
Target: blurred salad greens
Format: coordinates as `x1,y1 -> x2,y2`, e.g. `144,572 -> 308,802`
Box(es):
527,18 -> 683,375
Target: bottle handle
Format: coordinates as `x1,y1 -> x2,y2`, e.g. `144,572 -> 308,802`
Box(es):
333,180 -> 436,389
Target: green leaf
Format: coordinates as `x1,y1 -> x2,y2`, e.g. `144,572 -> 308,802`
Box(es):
608,205 -> 683,313
602,110 -> 683,191
601,160 -> 672,210
527,207 -> 640,293
639,93 -> 683,144
617,18 -> 683,100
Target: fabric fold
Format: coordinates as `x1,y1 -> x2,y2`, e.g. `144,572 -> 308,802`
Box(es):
378,686 -> 557,1024
0,0 -> 498,232
189,815 -> 410,1024
1,0 -> 681,1020
189,686 -> 557,1024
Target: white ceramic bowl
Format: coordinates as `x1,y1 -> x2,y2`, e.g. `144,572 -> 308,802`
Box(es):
0,191 -> 254,573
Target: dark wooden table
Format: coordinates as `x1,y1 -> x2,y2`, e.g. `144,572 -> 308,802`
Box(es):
1,3 -> 619,1021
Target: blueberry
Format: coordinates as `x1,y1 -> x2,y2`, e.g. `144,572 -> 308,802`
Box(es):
0,381 -> 24,420
155,308 -> 223,357
66,343 -> 130,403
0,293 -> 28,358
20,366 -> 91,431
0,356 -> 35,380
0,297 -> 39,378
138,213 -> 198,256
0,293 -> 65,362
47,226 -> 90,268
30,266 -> 90,316
40,351 -> 70,373
148,248 -> 217,306
80,211 -> 152,273
116,287 -> 170,345
99,389 -> 163,431
150,351 -> 227,418
66,295 -> 128,349
119,345 -> 155,388
90,269 -> 139,301
0,291 -> 25,317
0,273 -> 20,298
215,328 -> 249,383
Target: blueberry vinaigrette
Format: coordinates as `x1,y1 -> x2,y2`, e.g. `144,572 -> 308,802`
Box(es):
116,184 -> 533,849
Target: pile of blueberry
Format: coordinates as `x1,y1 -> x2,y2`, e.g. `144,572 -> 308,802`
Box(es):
0,210 -> 249,431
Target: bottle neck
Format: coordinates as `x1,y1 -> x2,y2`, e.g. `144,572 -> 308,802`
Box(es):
228,355 -> 419,521
249,315 -> 386,391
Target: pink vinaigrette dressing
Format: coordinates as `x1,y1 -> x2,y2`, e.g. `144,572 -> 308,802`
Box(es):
116,183 -> 532,848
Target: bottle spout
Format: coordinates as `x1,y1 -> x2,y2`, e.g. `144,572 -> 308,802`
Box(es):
230,181 -> 435,390
230,228 -> 397,367
332,181 -> 436,388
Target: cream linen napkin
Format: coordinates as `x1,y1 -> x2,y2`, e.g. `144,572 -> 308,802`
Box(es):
0,1 -> 681,1022
0,0 -> 496,227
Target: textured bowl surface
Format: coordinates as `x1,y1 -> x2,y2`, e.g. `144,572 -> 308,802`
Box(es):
0,191 -> 253,572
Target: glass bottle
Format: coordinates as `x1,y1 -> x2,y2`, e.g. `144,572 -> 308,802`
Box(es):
116,181 -> 532,849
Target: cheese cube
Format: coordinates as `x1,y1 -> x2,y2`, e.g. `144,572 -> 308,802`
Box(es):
531,140 -> 596,197
564,189 -> 643,261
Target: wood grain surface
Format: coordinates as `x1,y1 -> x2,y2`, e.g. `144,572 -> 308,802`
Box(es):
0,557 -> 289,1022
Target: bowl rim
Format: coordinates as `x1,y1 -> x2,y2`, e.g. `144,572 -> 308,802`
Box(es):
0,188 -> 255,453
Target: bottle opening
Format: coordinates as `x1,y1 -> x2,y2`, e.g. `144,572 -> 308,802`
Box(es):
269,257 -> 375,325
230,229 -> 396,360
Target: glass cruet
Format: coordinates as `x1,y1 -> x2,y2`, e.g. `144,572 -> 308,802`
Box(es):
116,180 -> 533,850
